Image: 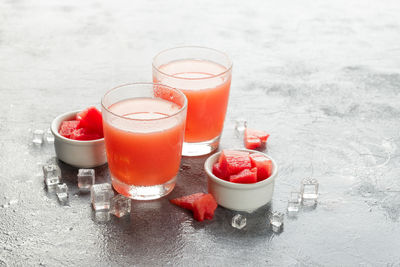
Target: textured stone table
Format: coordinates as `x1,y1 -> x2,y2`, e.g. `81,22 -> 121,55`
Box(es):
1,0 -> 400,266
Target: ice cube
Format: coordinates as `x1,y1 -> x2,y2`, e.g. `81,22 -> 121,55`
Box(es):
301,178 -> 319,206
94,210 -> 111,222
42,164 -> 61,187
77,169 -> 95,192
287,191 -> 301,216
91,183 -> 114,210
32,129 -> 44,145
234,118 -> 247,137
44,128 -> 54,144
231,214 -> 246,229
110,194 -> 131,218
269,211 -> 284,232
56,183 -> 68,204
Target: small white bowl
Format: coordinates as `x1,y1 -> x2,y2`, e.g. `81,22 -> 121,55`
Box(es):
51,110 -> 107,168
205,149 -> 278,212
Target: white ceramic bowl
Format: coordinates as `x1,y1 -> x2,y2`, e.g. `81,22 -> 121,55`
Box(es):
205,149 -> 278,212
51,110 -> 107,168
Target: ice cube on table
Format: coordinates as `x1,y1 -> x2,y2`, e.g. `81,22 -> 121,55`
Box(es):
42,164 -> 61,187
77,169 -> 95,192
44,128 -> 54,144
56,183 -> 68,204
269,211 -> 284,232
234,118 -> 247,137
110,194 -> 131,218
32,129 -> 44,145
231,214 -> 247,229
301,178 -> 319,206
287,191 -> 301,215
91,183 -> 114,210
94,210 -> 111,222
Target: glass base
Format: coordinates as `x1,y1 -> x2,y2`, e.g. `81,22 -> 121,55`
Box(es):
182,135 -> 220,156
111,175 -> 176,200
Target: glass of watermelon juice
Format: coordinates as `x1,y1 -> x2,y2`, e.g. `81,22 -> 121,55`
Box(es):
153,46 -> 232,156
101,83 -> 187,200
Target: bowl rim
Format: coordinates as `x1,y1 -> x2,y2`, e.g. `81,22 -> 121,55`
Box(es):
204,148 -> 278,189
51,110 -> 105,145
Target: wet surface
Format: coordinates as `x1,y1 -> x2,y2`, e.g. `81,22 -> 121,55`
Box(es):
1,0 -> 400,265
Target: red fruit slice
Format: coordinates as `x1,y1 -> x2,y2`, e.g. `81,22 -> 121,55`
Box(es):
170,193 -> 206,211
59,120 -> 80,138
249,154 -> 273,181
229,168 -> 258,184
219,150 -> 251,176
192,194 -> 218,221
244,128 -> 270,149
245,136 -> 262,150
170,193 -> 218,222
76,107 -> 104,137
212,162 -> 229,180
69,128 -> 102,141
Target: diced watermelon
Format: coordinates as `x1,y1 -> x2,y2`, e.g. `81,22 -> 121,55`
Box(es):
59,120 -> 80,138
170,193 -> 218,222
76,107 -> 103,137
218,150 -> 251,176
212,162 -> 229,180
244,136 -> 262,150
169,193 -> 206,210
229,168 -> 258,184
244,128 -> 270,149
192,194 -> 218,221
249,154 -> 273,181
69,128 -> 102,141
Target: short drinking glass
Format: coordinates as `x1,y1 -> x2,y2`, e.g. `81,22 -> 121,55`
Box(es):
101,83 -> 187,200
153,46 -> 233,156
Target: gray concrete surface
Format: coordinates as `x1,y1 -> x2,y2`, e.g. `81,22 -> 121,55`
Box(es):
0,0 -> 400,266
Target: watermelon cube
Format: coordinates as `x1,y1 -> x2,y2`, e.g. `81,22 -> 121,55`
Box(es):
249,154 -> 273,181
76,107 -> 103,137
70,128 -> 102,141
170,193 -> 218,222
59,120 -> 80,138
169,193 -> 206,210
193,194 -> 218,221
244,128 -> 270,149
218,150 -> 251,176
212,162 -> 229,180
229,168 -> 258,184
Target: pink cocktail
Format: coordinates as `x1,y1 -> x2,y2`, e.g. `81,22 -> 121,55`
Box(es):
101,83 -> 187,200
153,47 -> 232,156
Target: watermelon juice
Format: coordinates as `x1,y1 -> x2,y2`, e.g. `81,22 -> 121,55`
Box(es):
153,47 -> 232,156
101,83 -> 187,200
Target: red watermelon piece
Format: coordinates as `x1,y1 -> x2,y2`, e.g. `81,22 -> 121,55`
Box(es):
244,128 -> 270,149
212,162 -> 229,180
170,193 -> 218,222
76,107 -> 103,137
219,150 -> 251,176
169,193 -> 206,210
192,194 -> 218,221
229,168 -> 258,184
249,154 -> 273,181
59,120 -> 80,138
69,128 -> 102,141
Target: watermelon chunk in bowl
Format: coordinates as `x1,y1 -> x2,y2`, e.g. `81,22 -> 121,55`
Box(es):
205,149 -> 278,212
249,153 -> 273,182
51,110 -> 107,168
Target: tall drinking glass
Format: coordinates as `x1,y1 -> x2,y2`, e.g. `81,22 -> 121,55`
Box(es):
101,83 -> 187,200
152,46 -> 233,156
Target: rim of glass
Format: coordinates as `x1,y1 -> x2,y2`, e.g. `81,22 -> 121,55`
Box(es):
152,46 -> 233,81
101,82 -> 188,121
